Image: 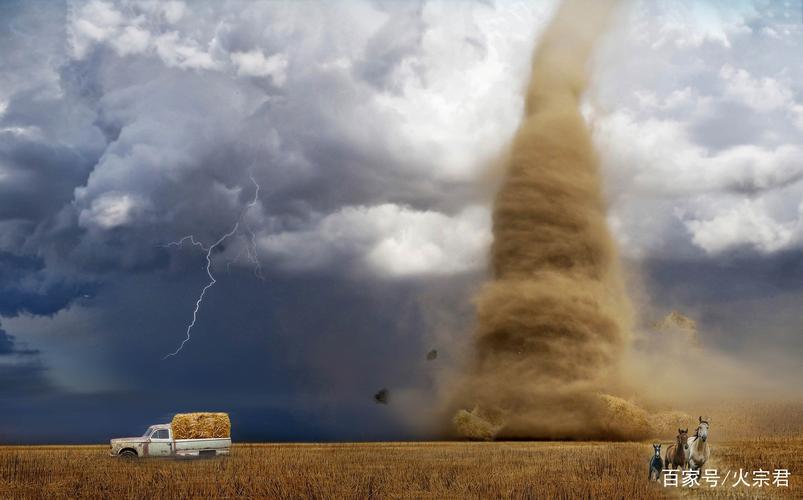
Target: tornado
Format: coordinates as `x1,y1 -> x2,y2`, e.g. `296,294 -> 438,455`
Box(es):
452,0 -> 650,440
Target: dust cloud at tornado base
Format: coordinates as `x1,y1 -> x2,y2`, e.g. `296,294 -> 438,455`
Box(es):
449,0 -> 653,441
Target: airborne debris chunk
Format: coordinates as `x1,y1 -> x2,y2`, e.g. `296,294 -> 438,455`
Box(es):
652,310 -> 700,348
426,349 -> 438,361
373,388 -> 389,405
652,310 -> 697,332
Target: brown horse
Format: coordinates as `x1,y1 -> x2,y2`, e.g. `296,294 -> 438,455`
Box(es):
665,428 -> 690,471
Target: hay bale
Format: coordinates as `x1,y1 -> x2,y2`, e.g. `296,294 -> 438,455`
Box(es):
171,412 -> 231,440
453,407 -> 501,441
597,394 -> 653,439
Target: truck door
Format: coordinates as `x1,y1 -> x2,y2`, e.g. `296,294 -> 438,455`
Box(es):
149,428 -> 172,456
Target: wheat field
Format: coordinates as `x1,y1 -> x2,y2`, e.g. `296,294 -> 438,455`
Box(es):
0,439 -> 799,499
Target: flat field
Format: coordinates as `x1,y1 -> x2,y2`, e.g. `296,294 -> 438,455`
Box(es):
1,439 -> 800,499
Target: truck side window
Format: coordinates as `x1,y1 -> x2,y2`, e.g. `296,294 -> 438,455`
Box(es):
154,429 -> 169,439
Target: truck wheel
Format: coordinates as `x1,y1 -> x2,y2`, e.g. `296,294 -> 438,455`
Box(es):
119,449 -> 137,458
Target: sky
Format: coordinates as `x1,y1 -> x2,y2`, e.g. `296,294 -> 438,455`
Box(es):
1,0 -> 802,443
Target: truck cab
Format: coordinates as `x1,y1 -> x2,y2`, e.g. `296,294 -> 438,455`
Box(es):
145,424 -> 174,457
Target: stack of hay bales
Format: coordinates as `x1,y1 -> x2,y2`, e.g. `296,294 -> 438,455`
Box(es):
597,394 -> 653,438
171,413 -> 231,439
452,407 -> 501,441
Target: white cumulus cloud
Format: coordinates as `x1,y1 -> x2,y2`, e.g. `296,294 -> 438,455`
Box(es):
685,200 -> 795,254
78,193 -> 148,230
230,50 -> 288,85
258,205 -> 491,277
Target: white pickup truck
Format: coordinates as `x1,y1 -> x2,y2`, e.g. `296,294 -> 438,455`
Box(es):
110,423 -> 231,458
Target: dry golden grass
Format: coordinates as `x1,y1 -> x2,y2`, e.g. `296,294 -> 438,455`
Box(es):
0,440 -> 799,499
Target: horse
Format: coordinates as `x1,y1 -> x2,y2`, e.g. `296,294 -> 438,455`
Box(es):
648,443 -> 663,481
664,428 -> 689,471
687,416 -> 711,471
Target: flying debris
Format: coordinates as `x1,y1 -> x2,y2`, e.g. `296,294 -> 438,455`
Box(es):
652,310 -> 698,332
652,310 -> 700,349
373,388 -> 389,405
426,349 -> 438,361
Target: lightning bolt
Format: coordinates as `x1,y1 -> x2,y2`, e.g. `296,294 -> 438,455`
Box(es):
162,176 -> 261,359
224,231 -> 263,280
245,227 -> 265,280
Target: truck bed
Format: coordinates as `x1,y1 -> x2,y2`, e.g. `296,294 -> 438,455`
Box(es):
174,437 -> 232,456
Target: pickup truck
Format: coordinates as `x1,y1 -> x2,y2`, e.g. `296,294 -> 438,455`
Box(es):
110,423 -> 231,458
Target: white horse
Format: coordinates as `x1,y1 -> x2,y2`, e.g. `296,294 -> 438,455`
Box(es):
687,416 -> 711,471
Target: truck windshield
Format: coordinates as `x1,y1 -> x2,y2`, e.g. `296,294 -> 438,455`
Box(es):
142,426 -> 155,437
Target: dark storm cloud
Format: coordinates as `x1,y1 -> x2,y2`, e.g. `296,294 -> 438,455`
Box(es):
0,252 -> 96,317
0,321 -> 53,421
0,323 -> 37,355
0,96 -> 103,222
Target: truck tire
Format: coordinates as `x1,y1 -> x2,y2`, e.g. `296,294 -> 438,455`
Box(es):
119,449 -> 137,458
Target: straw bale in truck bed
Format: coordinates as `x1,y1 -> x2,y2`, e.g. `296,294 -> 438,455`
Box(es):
171,413 -> 231,439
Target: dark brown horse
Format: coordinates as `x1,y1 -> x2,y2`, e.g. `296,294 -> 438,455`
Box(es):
665,428 -> 690,471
